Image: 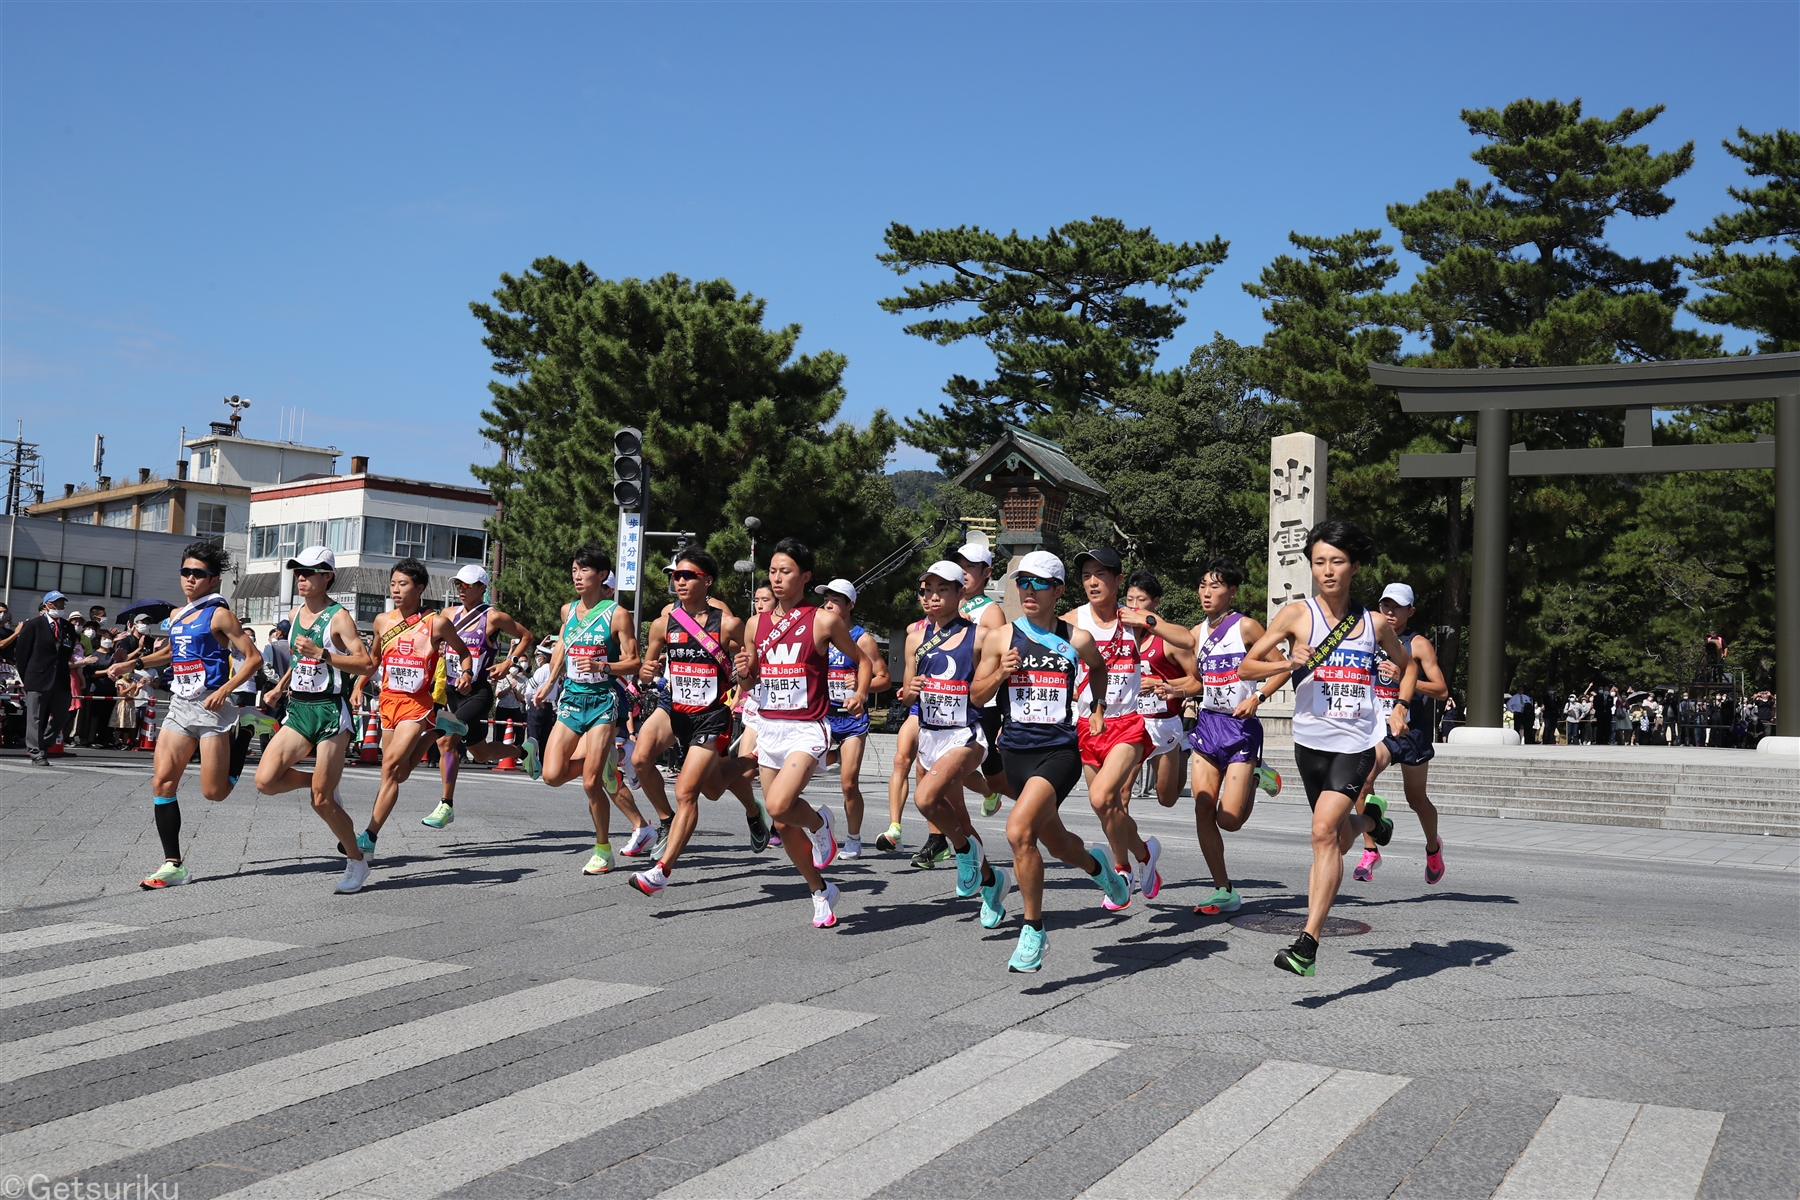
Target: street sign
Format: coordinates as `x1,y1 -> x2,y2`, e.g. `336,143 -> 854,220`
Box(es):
616,511 -> 642,592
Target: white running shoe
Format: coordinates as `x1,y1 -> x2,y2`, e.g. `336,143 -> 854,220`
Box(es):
1136,835 -> 1163,899
811,880 -> 840,928
334,857 -> 371,895
620,825 -> 656,858
809,806 -> 838,869
840,835 -> 863,860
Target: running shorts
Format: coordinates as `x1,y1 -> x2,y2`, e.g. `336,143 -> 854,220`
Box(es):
1143,714 -> 1185,760
918,723 -> 987,774
445,681 -> 496,744
828,712 -> 870,744
162,694 -> 235,741
1001,743 -> 1083,806
978,705 -> 1005,777
1382,725 -> 1436,768
755,717 -> 829,770
380,689 -> 435,731
671,706 -> 731,755
1078,710 -> 1150,769
1188,710 -> 1264,770
285,697 -> 354,747
1293,742 -> 1378,809
556,687 -> 619,736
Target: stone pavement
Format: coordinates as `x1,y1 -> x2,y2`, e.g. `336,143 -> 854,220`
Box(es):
0,746 -> 1795,1199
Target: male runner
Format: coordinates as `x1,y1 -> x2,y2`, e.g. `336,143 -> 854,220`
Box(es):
971,551 -> 1129,972
733,537 -> 867,928
1241,521 -> 1416,976
880,606 -> 930,861
897,561 -> 1005,915
107,542 -> 263,889
422,564 -> 535,828
1352,582 -> 1449,885
627,548 -> 771,897
1116,571 -> 1197,809
1067,547 -> 1160,908
254,546 -> 379,893
816,577 -> 887,858
952,540 -> 1013,817
534,545 -> 642,875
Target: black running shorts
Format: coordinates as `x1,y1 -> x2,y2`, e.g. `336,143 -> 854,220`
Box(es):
1293,742 -> 1378,809
670,706 -> 731,755
1382,726 -> 1436,768
447,682 -> 496,744
979,705 -> 1005,778
1001,742 -> 1083,806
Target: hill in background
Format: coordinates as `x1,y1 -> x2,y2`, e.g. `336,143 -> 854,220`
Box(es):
888,469 -> 946,510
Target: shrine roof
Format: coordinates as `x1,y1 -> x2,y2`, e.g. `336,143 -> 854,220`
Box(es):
951,425 -> 1108,500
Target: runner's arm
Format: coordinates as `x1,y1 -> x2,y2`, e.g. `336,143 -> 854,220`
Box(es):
1118,606 -> 1196,650
327,609 -> 376,675
733,614 -> 759,686
858,632 -> 891,693
207,608 -> 264,710
1069,627 -> 1108,735
432,614 -> 476,690
1373,620 -> 1417,737
637,615 -> 668,685
970,628 -> 1015,707
110,638 -> 174,677
487,611 -> 534,679
1239,606 -> 1307,681
897,625 -> 924,705
608,604 -> 641,679
1409,636 -> 1449,701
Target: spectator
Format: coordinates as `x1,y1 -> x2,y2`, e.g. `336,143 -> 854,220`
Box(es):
1438,693 -> 1461,742
80,634 -> 119,747
15,590 -> 80,764
263,619 -> 292,680
1519,692 -> 1537,744
1614,693 -> 1633,746
0,602 -> 16,662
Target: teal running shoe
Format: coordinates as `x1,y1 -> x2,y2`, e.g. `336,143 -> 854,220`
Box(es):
522,738 -> 541,781
1090,846 -> 1131,909
355,831 -> 377,861
1194,885 -> 1241,914
980,866 -> 1012,929
1364,794 -> 1395,847
981,792 -> 1002,817
1008,925 -> 1046,973
1254,764 -> 1281,797
421,802 -> 454,829
953,840 -> 983,898
434,711 -> 468,736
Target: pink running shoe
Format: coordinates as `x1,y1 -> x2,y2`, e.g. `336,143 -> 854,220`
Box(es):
1353,847 -> 1381,882
1101,868 -> 1133,912
1425,840 -> 1446,885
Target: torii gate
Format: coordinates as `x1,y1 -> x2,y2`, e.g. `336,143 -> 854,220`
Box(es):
1368,352 -> 1796,751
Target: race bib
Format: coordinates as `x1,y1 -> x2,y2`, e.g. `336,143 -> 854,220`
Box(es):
567,645 -> 608,684
669,660 -> 718,708
1312,651 -> 1373,721
171,660 -> 207,699
385,654 -> 427,694
761,664 -> 809,712
1008,670 -> 1068,724
1105,670 -> 1133,708
828,669 -> 855,705
1202,655 -> 1242,712
292,657 -> 327,693
1136,670 -> 1168,716
920,677 -> 969,726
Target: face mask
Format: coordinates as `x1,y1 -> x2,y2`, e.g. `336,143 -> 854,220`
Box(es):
100,640 -> 113,650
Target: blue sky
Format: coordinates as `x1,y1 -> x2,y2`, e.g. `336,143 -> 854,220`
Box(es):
4,2 -> 1795,493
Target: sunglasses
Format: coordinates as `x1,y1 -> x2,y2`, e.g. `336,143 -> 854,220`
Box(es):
179,567 -> 217,579
668,570 -> 708,583
1014,576 -> 1058,591
292,568 -> 325,579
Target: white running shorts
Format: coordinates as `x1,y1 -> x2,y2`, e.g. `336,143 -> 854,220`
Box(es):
1144,715 -> 1185,760
755,716 -> 829,771
917,724 -> 988,774
162,694 -> 237,741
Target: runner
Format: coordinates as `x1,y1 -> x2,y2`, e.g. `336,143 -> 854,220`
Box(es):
971,551 -> 1128,972
897,561 -> 1006,914
1173,558 -> 1285,916
880,607 -> 931,862
734,583 -> 782,850
533,544 -> 642,876
106,542 -> 263,890
1240,520 -> 1416,976
1352,582 -> 1449,885
951,539 -> 1014,819
421,564 -> 535,829
816,577 -> 884,858
1067,547 -> 1160,909
252,546 -> 379,893
627,548 -> 772,897
732,537 -> 867,928
1115,571 -> 1198,810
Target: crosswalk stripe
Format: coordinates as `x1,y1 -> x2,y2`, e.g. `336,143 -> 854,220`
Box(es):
0,938 -> 292,1012
0,957 -> 468,1085
1498,1094 -> 1724,1200
218,1002 -> 877,1200
659,1029 -> 1127,1200
1185,1067 -> 1409,1199
0,921 -> 141,954
1,977 -> 655,1181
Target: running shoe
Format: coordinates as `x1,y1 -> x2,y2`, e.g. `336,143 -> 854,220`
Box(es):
1254,764 -> 1281,797
522,739 -> 542,781
746,802 -> 771,853
629,864 -> 668,897
601,752 -> 621,795
840,835 -> 863,861
1194,885 -> 1241,914
1364,795 -> 1395,847
620,825 -> 656,858
1008,925 -> 1046,973
355,831 -> 377,862
980,866 -> 1012,929
1136,836 -> 1163,899
334,856 -> 372,895
421,802 -> 454,829
1425,838 -> 1446,885
1273,933 -> 1318,977
652,818 -> 673,860
1091,848 -> 1131,909
1353,847 -> 1381,882
769,831 -> 783,848
981,792 -> 1002,817
953,840 -> 983,898
811,880 -> 840,928
875,823 -> 904,853
809,806 -> 838,870
1102,869 -> 1132,912
434,711 -> 468,736
140,861 -> 188,890
237,709 -> 278,735
910,834 -> 951,869
582,843 -> 614,875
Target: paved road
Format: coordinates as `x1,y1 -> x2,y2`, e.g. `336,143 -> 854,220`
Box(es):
0,748 -> 1795,1199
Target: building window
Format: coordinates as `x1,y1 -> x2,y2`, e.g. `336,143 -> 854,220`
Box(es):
199,449 -> 212,471
195,503 -> 228,536
364,517 -> 391,555
112,567 -> 134,598
425,524 -> 487,563
394,521 -> 425,559
67,512 -> 92,524
327,516 -> 361,554
59,563 -> 105,596
101,504 -> 133,529
82,565 -> 108,595
139,499 -> 170,533
236,596 -> 277,625
356,592 -> 386,623
10,558 -> 38,590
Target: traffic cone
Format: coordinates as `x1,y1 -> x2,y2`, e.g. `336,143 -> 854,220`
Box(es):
357,710 -> 382,766
494,718 -> 520,772
134,697 -> 157,752
49,724 -> 66,756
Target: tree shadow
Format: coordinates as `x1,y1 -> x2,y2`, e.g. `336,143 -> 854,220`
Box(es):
1295,939 -> 1514,1008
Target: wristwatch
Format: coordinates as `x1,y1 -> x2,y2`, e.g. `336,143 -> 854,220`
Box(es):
1144,614 -> 1158,628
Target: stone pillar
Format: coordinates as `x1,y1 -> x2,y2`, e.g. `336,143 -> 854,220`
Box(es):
1263,433 -> 1327,728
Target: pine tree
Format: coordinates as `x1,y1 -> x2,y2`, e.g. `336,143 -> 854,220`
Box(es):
1680,128 -> 1800,353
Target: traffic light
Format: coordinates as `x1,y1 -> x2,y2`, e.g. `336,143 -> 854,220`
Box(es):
612,427 -> 644,509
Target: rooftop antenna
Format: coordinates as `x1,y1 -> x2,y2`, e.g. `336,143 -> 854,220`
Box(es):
92,434 -> 105,484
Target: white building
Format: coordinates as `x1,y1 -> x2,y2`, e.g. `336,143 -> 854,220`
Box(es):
235,457 -> 494,630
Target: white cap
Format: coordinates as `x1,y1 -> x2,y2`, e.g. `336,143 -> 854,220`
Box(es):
919,560 -> 966,586
286,546 -> 335,571
1380,582 -> 1416,607
603,571 -> 617,588
954,541 -> 993,566
814,578 -> 858,605
1012,550 -> 1065,582
454,564 -> 490,586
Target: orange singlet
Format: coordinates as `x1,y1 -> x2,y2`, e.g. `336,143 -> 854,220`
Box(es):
377,611 -> 439,730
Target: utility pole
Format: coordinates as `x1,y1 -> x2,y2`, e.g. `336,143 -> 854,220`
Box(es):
4,423 -> 46,607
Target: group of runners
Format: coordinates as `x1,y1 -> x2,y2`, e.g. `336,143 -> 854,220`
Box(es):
122,516 -> 1451,977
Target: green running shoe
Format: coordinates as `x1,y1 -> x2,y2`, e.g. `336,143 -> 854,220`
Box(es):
583,843 -> 614,875
601,752 -> 621,795
140,861 -> 188,890
1008,924 -> 1046,973
980,866 -> 1012,929
1364,794 -> 1395,847
522,739 -> 541,781
421,801 -> 454,829
1090,846 -> 1131,909
1274,934 -> 1318,977
910,834 -> 951,869
1254,764 -> 1281,797
1195,885 -> 1241,914
981,792 -> 1002,817
875,823 -> 904,853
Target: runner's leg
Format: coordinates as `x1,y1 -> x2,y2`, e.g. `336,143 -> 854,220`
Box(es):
838,734 -> 866,838
761,759 -> 826,891
579,723 -> 615,848
1007,781 -> 1100,923
368,721 -> 430,836
1401,763 -> 1441,853
308,735 -> 363,861
254,726 -> 321,796
1086,743 -> 1149,869
146,729 -> 201,874
540,721 -> 584,787
631,708 -> 678,822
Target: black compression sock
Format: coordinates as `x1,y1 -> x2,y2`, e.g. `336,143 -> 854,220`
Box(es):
442,797 -> 453,808
153,797 -> 181,861
1024,918 -> 1044,931
981,863 -> 997,887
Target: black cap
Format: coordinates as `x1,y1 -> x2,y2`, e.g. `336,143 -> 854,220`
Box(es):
1071,547 -> 1124,574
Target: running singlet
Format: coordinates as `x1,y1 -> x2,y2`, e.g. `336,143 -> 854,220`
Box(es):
959,595 -> 1001,708
1198,613 -> 1254,713
999,619 -> 1079,750
166,594 -> 230,700
665,605 -> 729,713
561,600 -> 618,694
1373,629 -> 1421,725
917,618 -> 978,731
826,624 -> 866,713
1291,597 -> 1380,753
380,613 -> 438,698
443,604 -> 492,686
755,605 -> 827,722
289,604 -> 351,698
1072,607 -> 1141,717
1136,632 -> 1185,718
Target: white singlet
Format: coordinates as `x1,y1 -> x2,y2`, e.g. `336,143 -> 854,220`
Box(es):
1071,605 -> 1141,718
1290,597 -> 1380,754
1197,614 -> 1254,713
